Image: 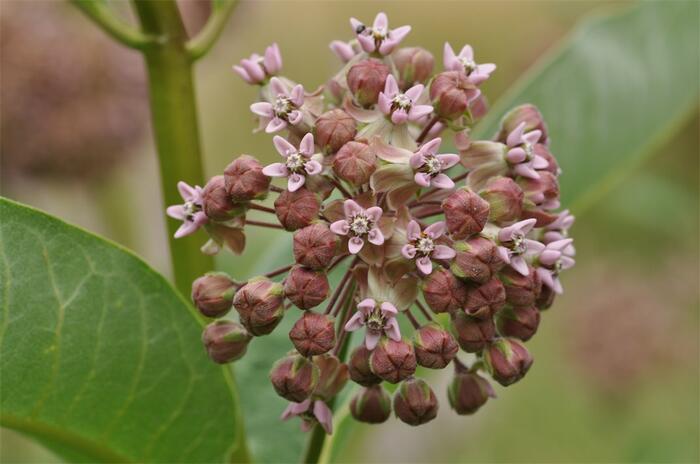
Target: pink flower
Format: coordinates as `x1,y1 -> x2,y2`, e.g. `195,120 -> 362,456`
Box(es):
505,122 -> 549,179
378,75 -> 433,125
250,77 -> 305,133
350,12 -> 411,56
232,43 -> 282,84
409,137 -> 460,189
496,219 -> 545,276
281,399 -> 333,434
401,220 -> 455,275
543,209 -> 576,255
536,238 -> 575,294
443,43 -> 496,85
344,298 -> 401,350
262,133 -> 322,192
329,40 -> 356,63
166,181 -> 208,238
330,200 -> 384,254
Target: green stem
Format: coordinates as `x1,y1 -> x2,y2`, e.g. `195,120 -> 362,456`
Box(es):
186,0 -> 239,61
71,0 -> 155,49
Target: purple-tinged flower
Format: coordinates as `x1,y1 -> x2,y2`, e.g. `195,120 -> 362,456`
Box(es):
250,77 -> 305,133
281,398 -> 333,434
262,133 -> 322,192
443,43 -> 496,85
166,181 -> 208,238
505,122 -> 549,179
329,40 -> 357,63
409,137 -> 460,189
543,210 -> 576,254
232,43 -> 282,84
536,238 -> 575,294
344,298 -> 401,350
378,75 -> 433,125
496,218 -> 545,276
401,220 -> 455,275
350,12 -> 411,56
330,199 -> 384,254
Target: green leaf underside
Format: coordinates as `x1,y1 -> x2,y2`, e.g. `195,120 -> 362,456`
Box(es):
0,198 -> 240,463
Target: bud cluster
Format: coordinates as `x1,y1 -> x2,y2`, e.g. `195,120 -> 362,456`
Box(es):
167,11 -> 576,434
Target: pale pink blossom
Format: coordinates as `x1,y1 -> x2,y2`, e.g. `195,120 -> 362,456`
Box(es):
281,399 -> 333,434
378,75 -> 433,125
233,43 -> 282,84
543,209 -> 576,256
344,298 -> 401,350
443,42 -> 496,85
350,12 -> 411,56
505,122 -> 549,179
166,181 -> 208,238
250,77 -> 305,133
496,219 -> 545,276
330,200 -> 384,254
262,133 -> 322,192
536,238 -> 575,294
409,137 -> 460,189
401,220 -> 455,275
329,40 -> 357,63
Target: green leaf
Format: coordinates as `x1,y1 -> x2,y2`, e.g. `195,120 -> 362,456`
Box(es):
0,198 -> 244,463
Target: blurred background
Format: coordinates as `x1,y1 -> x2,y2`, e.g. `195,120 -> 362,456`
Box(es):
1,1 -> 698,463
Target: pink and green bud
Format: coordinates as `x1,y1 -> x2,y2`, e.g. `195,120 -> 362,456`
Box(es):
414,323 -> 459,369
314,109 -> 357,154
480,176 -> 524,224
430,71 -> 479,120
202,175 -> 239,221
421,268 -> 469,313
464,278 -> 506,319
500,265 -> 542,306
451,236 -> 505,284
233,277 -> 285,336
394,47 -> 435,89
483,338 -> 533,386
270,353 -> 320,402
350,385 -> 392,424
536,284 -> 556,310
448,370 -> 495,415
191,272 -> 236,318
348,345 -> 382,386
284,265 -> 330,310
442,187 -> 490,240
274,187 -> 321,231
497,305 -> 540,341
289,310 -> 335,356
450,310 -> 496,353
333,141 -> 377,186
393,377 -> 438,426
370,338 -> 417,384
202,320 -> 252,364
293,223 -> 339,270
224,155 -> 270,201
496,104 -> 549,146
347,59 -> 390,107
312,354 -> 349,401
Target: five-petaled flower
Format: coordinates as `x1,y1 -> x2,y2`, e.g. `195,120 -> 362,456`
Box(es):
345,298 -> 401,350
350,12 -> 411,56
262,133 -> 322,192
233,43 -> 282,84
166,181 -> 208,238
401,220 -> 456,275
281,399 -> 333,434
443,43 -> 496,85
536,238 -> 575,294
378,75 -> 433,125
410,137 -> 460,189
505,122 -> 549,179
496,218 -> 545,276
250,77 -> 305,133
330,200 -> 384,254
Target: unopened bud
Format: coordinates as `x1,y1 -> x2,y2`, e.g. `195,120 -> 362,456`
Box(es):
496,104 -> 548,146
293,223 -> 339,270
393,378 -> 439,426
269,353 -> 320,402
312,354 -> 349,401
202,320 -> 252,364
500,265 -> 541,306
333,141 -> 377,186
442,187 -> 490,239
536,284 -> 556,310
289,311 -> 335,356
497,305 -> 540,341
191,272 -> 236,318
517,171 -> 560,210
224,155 -> 270,201
348,345 -> 382,386
480,176 -> 524,224
274,187 -> 321,231
394,47 -> 434,89
451,236 -> 505,284
351,385 -> 392,424
430,71 -> 478,120
413,323 -> 459,369
422,268 -> 469,313
314,109 -> 357,154
450,310 -> 496,352
370,338 -> 417,384
347,59 -> 390,107
483,338 -> 533,386
464,278 -> 506,318
202,175 -> 238,221
233,277 -> 285,336
284,266 -> 330,310
448,370 -> 495,415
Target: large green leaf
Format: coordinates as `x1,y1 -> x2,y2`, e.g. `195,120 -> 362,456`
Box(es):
0,198 -> 243,463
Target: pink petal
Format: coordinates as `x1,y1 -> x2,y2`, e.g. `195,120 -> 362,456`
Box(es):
552,277 -> 564,294
416,256 -> 433,275
391,108 -> 409,125
166,205 -> 186,220
357,298 -> 376,312
496,246 -> 511,263
560,256 -> 576,269
313,401 -> 333,435
365,331 -> 381,350
431,173 -> 455,189
290,84 -> 305,107
380,302 -> 398,316
424,221 -> 446,238
536,268 -> 555,290
522,130 -> 542,145
240,59 -> 265,83
273,136 -> 296,157
437,153 -> 460,169
384,318 -> 401,341
177,181 -> 197,201
330,40 -> 355,62
414,172 -> 431,187
506,122 -> 526,147
384,75 -> 399,97
401,244 -> 417,259
409,153 -> 425,169
524,239 -> 546,255
510,256 -> 529,276
506,147 -> 527,164
517,218 -> 538,234
343,199 -> 363,218
420,137 -> 442,157
265,117 -> 287,133
287,173 -> 306,192
269,77 -> 287,97
304,160 -> 322,176
287,110 -> 303,125
477,63 -> 496,75
404,84 -> 424,102
367,227 -> 384,246
232,65 -> 253,84
357,34 -> 376,53
365,206 -> 383,223
443,42 -> 457,70
378,37 -> 399,55
174,220 -> 199,238
459,44 -> 474,61
388,25 -> 411,46
408,105 -> 434,121
373,12 -> 388,30
432,244 -> 456,260
330,220 -> 350,236
406,220 -> 421,241
539,249 -> 561,266
344,312 -> 365,331
532,155 -> 549,170
549,238 -> 574,251
299,133 -> 315,155
350,17 -> 364,32
262,162 -> 289,177
264,43 -> 282,74
348,237 -> 365,254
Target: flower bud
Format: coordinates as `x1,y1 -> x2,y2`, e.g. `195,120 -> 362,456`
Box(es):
450,310 -> 496,352
202,175 -> 238,221
284,266 -> 330,310
517,171 -> 560,210
496,104 -> 549,146
202,320 -> 252,364
422,268 -> 469,313
274,187 -> 321,231
430,71 -> 478,120
480,176 -> 524,224
269,353 -> 320,402
536,284 -> 556,310
448,370 -> 495,415
500,265 -> 541,306
370,338 -> 417,384
233,277 -> 285,336
348,345 -> 382,386
442,187 -> 490,240
224,155 -> 270,201
393,378 -> 439,426
347,59 -> 390,107
350,385 -> 392,424
413,323 -> 459,369
497,305 -> 540,341
332,141 -> 377,186
483,338 -> 533,386
450,236 -> 505,284
191,272 -> 236,318
313,354 -> 349,401
314,109 -> 357,154
464,278 -> 506,318
293,223 -> 339,270
289,311 -> 335,356
394,47 -> 434,89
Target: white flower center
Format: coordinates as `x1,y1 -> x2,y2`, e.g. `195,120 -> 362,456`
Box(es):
459,57 -> 477,74
365,307 -> 386,331
415,235 -> 435,255
273,96 -> 292,117
392,93 -> 412,110
510,232 -> 526,255
285,152 -> 306,173
350,214 -> 372,236
523,142 -> 534,160
183,200 -> 201,221
423,155 -> 442,176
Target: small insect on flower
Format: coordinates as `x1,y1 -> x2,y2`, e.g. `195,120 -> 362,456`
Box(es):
350,12 -> 411,56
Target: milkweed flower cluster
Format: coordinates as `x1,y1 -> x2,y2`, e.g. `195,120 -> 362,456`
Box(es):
168,12 -> 575,434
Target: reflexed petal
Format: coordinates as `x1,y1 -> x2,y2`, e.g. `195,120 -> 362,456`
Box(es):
365,331 -> 381,350
373,12 -> 388,30
330,40 -> 355,62
166,205 -> 186,220
304,159 -> 322,175
510,256 -> 530,276
549,238 -> 574,251
343,199 -> 363,217
419,137 -> 442,156
384,318 -> 401,341
367,227 -> 384,245
477,63 -> 496,75
232,65 -> 253,84
516,218 -> 537,235
262,162 -> 288,177
524,239 -> 546,255
389,25 -> 411,46
506,147 -> 527,164
458,44 -> 474,60
437,153 -> 460,169
443,42 -> 457,70
408,105 -> 433,121
506,121 -> 526,147
330,220 -> 350,235
537,267 -> 555,290
174,220 -> 199,238
241,59 -> 265,83
539,249 -> 561,266
356,33 -> 375,53
414,172 -> 431,187
264,43 -> 282,74
273,135 -> 296,157
265,117 -> 287,133
365,206 -> 383,222
377,92 -> 392,115
560,256 -> 576,269
313,401 -> 333,435
404,84 -> 424,102
513,164 -> 539,180
344,312 -> 365,331
350,17 -> 364,32
299,133 -> 315,155
424,221 -> 446,238
269,77 -> 287,97
532,154 -> 549,170
384,75 -> 399,97
416,256 -> 433,275
290,84 -> 305,107
496,246 -> 511,263
552,277 -> 564,294
177,181 -> 197,201
522,129 -> 542,145
391,108 -> 409,125
401,244 -> 417,259
406,220 -> 421,241
348,236 -> 365,254
287,173 -> 306,192
380,302 -> 398,316
431,173 -> 454,189
409,153 -> 425,169
373,137 -> 413,163
287,110 -> 303,125
357,298 -> 376,312
432,244 -> 456,260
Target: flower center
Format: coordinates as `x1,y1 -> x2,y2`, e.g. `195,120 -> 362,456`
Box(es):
273,96 -> 293,118
285,152 -> 306,173
415,235 -> 435,256
509,231 -> 526,255
183,200 -> 201,221
459,57 -> 477,74
523,142 -> 534,160
392,93 -> 412,111
349,214 -> 372,236
422,155 -> 442,176
365,307 -> 386,332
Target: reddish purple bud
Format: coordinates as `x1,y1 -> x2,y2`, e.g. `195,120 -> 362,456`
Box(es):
348,345 -> 382,386
536,284 -> 556,310
289,310 -> 335,356
430,71 -> 476,120
413,323 -> 459,369
464,278 -> 506,318
202,175 -> 238,221
370,338 -> 417,384
518,171 -> 560,209
480,176 -> 524,224
224,154 -> 270,201
350,385 -> 392,424
233,277 -> 285,336
500,265 -> 542,306
191,272 -> 236,318
497,305 -> 540,341
284,265 -> 330,310
312,354 -> 349,401
496,104 -> 549,146
450,310 -> 496,352
483,338 -> 533,386
393,377 -> 439,426
293,223 -> 339,270
274,187 -> 321,231
347,59 -> 390,107
422,268 -> 469,313
520,206 -> 559,228
202,320 -> 252,364
314,109 -> 357,154
333,141 -> 377,186
448,370 -> 495,415
442,187 -> 490,240
451,236 -> 505,284
270,353 -> 320,402
394,47 -> 435,89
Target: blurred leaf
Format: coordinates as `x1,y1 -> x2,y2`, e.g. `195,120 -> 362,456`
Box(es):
0,198 -> 243,463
